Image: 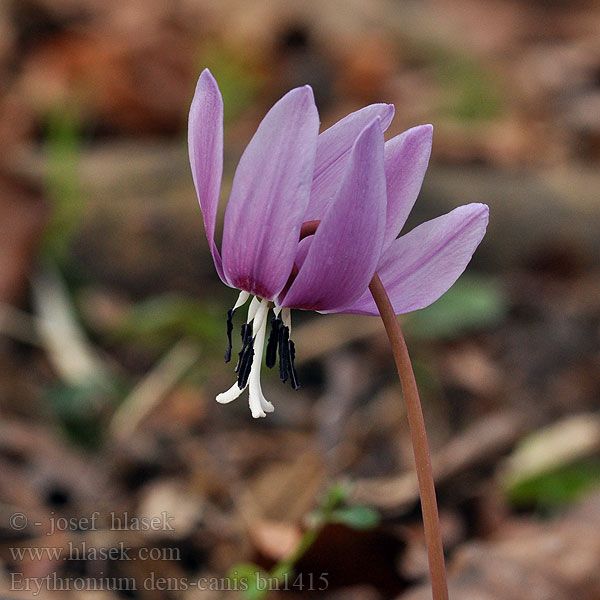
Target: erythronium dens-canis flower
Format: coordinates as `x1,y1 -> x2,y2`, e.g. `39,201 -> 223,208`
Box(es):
188,69 -> 488,418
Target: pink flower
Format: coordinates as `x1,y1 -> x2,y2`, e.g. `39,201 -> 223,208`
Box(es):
189,69 -> 488,417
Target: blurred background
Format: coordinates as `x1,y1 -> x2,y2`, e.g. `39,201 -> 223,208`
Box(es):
1,0 -> 599,598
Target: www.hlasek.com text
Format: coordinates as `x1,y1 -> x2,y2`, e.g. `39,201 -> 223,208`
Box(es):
10,542 -> 180,562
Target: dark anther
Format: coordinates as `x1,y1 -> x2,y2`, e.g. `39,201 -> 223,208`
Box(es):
288,339 -> 300,390
235,322 -> 253,373
241,321 -> 253,345
278,325 -> 290,383
225,308 -> 235,363
265,317 -> 281,368
237,336 -> 255,389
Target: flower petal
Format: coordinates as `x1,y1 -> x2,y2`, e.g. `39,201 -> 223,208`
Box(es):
336,203 -> 489,315
281,118 -> 387,311
294,237 -> 312,270
188,69 -> 226,282
222,86 -> 319,299
382,124 -> 433,251
303,103 -> 395,222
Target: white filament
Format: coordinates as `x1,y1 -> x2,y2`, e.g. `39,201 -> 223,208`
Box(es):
216,291 -> 252,405
233,290 -> 250,310
216,380 -> 245,404
247,299 -> 273,418
247,296 -> 261,322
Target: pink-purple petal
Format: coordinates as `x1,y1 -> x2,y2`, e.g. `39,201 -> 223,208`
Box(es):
336,203 -> 489,315
294,237 -> 312,270
281,118 -> 387,311
222,86 -> 319,300
303,103 -> 395,222
382,124 -> 433,252
188,69 -> 226,282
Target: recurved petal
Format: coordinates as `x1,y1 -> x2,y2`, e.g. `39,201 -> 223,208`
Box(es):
281,118 -> 387,311
222,86 -> 319,300
294,236 -> 312,270
188,69 -> 226,282
336,203 -> 489,315
303,103 -> 395,222
382,124 -> 433,251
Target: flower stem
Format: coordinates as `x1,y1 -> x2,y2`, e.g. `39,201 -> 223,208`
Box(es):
369,274 -> 449,600
298,219 -> 448,598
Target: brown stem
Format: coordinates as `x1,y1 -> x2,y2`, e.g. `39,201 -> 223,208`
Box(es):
369,274 -> 449,600
297,219 -> 448,599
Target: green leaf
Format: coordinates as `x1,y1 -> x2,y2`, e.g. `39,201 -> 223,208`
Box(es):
434,48 -> 506,123
200,45 -> 265,124
44,382 -> 115,448
227,563 -> 268,600
42,105 -> 83,262
507,459 -> 600,510
407,276 -> 506,340
321,482 -> 350,511
270,563 -> 293,582
115,293 -> 223,349
329,505 -> 381,530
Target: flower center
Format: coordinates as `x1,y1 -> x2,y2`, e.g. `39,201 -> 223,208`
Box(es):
216,291 -> 299,418
216,221 -> 320,417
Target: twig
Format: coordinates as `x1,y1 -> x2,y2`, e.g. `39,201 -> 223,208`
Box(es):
109,340 -> 199,441
352,409 -> 529,510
